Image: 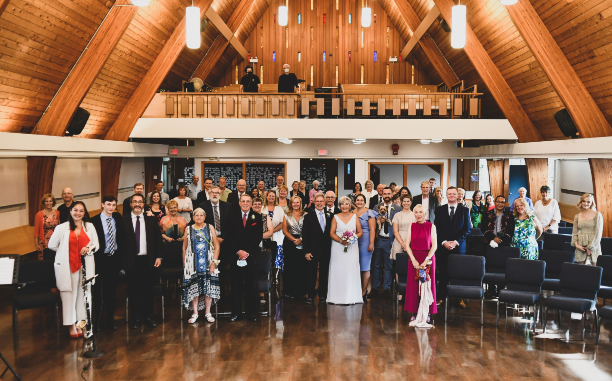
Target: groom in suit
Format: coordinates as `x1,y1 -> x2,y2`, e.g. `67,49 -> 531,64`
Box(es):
434,186 -> 471,307
302,193 -> 333,305
226,193 -> 262,322
372,187 -> 398,298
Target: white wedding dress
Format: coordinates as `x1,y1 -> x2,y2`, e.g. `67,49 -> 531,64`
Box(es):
327,214 -> 364,305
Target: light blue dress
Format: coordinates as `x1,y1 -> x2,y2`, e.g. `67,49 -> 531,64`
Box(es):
358,210 -> 378,271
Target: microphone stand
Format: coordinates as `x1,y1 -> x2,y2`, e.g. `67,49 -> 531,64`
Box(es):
82,274 -> 104,358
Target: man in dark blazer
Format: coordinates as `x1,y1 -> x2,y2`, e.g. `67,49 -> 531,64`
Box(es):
369,183 -> 385,209
122,182 -> 144,216
412,180 -> 439,223
123,193 -> 163,329
324,191 -> 341,214
225,193 -> 262,322
372,187 -> 399,298
302,192 -> 333,305
198,187 -> 232,258
434,186 -> 471,306
91,195 -> 125,331
226,179 -> 248,207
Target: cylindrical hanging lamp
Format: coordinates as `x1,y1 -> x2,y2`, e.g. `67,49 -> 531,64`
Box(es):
361,7 -> 371,27
130,0 -> 150,6
278,5 -> 288,26
451,3 -> 466,49
499,0 -> 518,4
186,6 -> 201,49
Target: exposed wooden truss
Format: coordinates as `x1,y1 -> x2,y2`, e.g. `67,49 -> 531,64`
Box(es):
0,0 -> 10,17
401,5 -> 440,59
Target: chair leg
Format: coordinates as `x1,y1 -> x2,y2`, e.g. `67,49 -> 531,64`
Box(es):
543,306 -> 548,333
496,299 -> 499,327
445,297 -> 448,322
532,304 -> 537,334
596,310 -> 601,345
12,307 -> 18,338
558,310 -> 562,327
505,301 -> 508,320
162,295 -> 165,322
582,311 -> 586,341
215,301 -> 218,320
480,299 -> 484,326
55,304 -> 60,331
126,297 -> 129,323
268,289 -> 272,316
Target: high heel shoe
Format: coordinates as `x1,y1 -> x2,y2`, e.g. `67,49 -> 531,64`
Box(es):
362,291 -> 368,302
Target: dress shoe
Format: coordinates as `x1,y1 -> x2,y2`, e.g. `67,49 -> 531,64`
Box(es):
305,298 -> 313,305
144,318 -> 157,328
319,297 -> 327,304
383,289 -> 392,299
130,320 -> 141,330
229,315 -> 239,322
247,315 -> 257,322
459,300 -> 467,309
107,320 -> 118,331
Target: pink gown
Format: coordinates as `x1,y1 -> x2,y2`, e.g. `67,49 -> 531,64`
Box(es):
404,221 -> 437,314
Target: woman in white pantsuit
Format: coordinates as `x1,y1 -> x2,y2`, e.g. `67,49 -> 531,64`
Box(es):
48,201 -> 99,338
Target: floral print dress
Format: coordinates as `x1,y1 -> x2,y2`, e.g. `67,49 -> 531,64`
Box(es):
511,215 -> 539,260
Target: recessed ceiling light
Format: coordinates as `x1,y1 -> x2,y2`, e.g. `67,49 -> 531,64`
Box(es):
420,139 -> 431,144
203,138 -> 214,142
277,138 -> 289,142
431,139 -> 443,143
354,138 -> 366,142
282,139 -> 293,144
215,139 -> 226,143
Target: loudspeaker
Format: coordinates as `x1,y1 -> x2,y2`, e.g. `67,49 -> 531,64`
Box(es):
554,108 -> 579,139
440,19 -> 451,33
66,107 -> 90,136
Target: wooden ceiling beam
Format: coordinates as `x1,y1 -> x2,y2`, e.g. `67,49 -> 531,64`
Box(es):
505,1 -> 612,139
34,0 -> 137,137
401,5 -> 440,58
204,6 -> 249,59
390,0 -> 459,89
433,0 -> 543,143
0,0 -> 10,18
191,37 -> 231,82
104,0 -> 214,142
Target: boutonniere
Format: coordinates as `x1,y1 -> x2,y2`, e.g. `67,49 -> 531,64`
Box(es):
390,206 -> 395,211
326,212 -> 331,217
250,214 -> 256,220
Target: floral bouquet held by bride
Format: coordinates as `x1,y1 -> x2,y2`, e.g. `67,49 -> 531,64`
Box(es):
341,230 -> 358,253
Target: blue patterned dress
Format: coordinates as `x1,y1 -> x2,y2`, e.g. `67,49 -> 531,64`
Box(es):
511,215 -> 539,260
182,225 -> 221,310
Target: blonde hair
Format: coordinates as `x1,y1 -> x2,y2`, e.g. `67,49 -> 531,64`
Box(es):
285,195 -> 304,216
420,180 -> 430,188
313,192 -> 325,201
166,200 -> 178,209
365,180 -> 374,189
338,196 -> 351,208
434,186 -> 442,195
577,193 -> 596,210
40,193 -> 56,207
513,197 -> 533,218
413,204 -> 425,214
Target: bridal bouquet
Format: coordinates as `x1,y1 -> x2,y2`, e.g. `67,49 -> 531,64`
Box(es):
341,230 -> 358,253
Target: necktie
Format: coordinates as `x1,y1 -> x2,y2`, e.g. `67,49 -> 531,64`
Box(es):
107,217 -> 115,255
214,205 -> 221,233
135,215 -> 141,254
318,211 -> 325,231
243,213 -> 247,227
450,206 -> 455,221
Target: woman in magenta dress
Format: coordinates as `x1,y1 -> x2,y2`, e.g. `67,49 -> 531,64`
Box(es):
404,204 -> 438,320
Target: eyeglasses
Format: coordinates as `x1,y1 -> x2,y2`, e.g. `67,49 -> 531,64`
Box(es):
132,201 -> 144,205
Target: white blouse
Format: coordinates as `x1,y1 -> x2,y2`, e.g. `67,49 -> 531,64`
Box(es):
534,198 -> 561,233
174,197 -> 193,223
362,190 -> 376,208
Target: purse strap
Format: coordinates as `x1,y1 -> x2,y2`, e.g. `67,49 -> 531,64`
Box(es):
195,224 -> 214,251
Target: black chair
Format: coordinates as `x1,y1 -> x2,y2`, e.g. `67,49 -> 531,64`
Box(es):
601,237 -> 612,256
543,233 -> 572,251
394,252 -> 409,319
445,254 -> 486,325
596,305 -> 612,345
558,227 -> 573,235
470,228 -> 483,237
497,259 -> 546,333
126,281 -> 166,322
561,242 -> 574,253
13,260 -> 59,337
544,263 -> 602,341
558,221 -> 567,228
467,229 -> 486,257
597,255 -> 612,305
483,246 -> 521,295
537,240 -> 544,251
256,250 -> 272,316
539,249 -> 575,292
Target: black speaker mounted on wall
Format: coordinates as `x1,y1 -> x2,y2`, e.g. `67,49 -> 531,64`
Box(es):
554,108 -> 579,139
65,107 -> 90,136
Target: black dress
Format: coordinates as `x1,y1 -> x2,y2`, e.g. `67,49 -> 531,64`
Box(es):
283,213 -> 308,298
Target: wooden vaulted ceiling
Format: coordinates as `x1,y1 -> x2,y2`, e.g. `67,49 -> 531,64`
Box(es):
1,0 -> 612,141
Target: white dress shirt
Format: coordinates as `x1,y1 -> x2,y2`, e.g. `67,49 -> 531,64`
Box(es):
131,212 -> 147,255
421,195 -> 430,221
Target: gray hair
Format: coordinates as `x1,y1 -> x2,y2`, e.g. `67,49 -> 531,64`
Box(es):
338,196 -> 351,207
193,207 -> 206,217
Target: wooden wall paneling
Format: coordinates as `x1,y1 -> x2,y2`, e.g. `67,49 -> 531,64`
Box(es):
100,157 -> 123,198
144,157 -> 163,195
524,158 -> 547,203
487,159 -> 504,201
505,0 -> 612,139
503,158 -> 510,203
0,0 -> 9,17
433,0 -> 542,143
104,0 -> 214,141
27,156 -> 56,226
589,159 -> 612,237
35,0 -> 137,137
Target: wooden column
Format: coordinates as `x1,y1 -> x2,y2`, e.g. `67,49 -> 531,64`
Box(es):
35,0 -> 137,136
100,157 -> 123,198
525,158 -> 548,203
144,158 -> 163,195
589,159 -> 612,237
456,159 -> 478,192
487,160 -> 504,200
27,157 -> 56,226
433,0 -> 543,143
505,0 -> 612,139
104,0 -> 214,142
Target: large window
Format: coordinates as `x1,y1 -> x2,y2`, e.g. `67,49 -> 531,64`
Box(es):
478,159 -> 490,193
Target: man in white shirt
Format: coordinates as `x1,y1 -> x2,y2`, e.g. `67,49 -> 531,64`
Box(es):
187,175 -> 201,201
372,187 -> 398,298
412,180 -> 439,223
271,174 -> 285,197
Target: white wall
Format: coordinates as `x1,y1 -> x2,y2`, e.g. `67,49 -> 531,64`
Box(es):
0,158 -> 28,230
52,158 -> 101,213
377,164 -> 404,189
558,159 -> 593,205
407,165 -> 440,194
118,157 -> 145,202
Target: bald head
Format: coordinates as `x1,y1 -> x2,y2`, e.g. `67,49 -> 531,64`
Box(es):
61,188 -> 74,204
325,191 -> 336,208
237,179 -> 246,193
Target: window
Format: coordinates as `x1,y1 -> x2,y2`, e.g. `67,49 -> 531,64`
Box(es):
235,65 -> 238,84
260,27 -> 263,49
310,27 -> 314,48
335,65 -> 338,86
286,27 -> 289,48
411,65 -> 414,84
310,64 -> 314,86
260,65 -> 264,84
386,26 -> 390,47
361,27 -> 364,48
336,27 -> 339,48
360,64 -> 364,84
298,51 -> 301,62
385,65 -> 389,84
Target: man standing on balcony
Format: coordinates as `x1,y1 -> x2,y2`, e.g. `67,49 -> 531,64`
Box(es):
278,64 -> 298,93
239,65 -> 261,93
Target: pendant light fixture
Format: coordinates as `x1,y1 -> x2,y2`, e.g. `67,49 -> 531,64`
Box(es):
499,0 -> 518,4
361,2 -> 371,27
451,1 -> 466,49
279,1 -> 288,26
186,2 -> 201,49
130,0 -> 150,6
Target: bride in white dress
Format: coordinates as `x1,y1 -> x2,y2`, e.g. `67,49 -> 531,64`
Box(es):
327,196 -> 364,305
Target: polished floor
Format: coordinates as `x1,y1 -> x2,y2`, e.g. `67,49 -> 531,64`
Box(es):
2,284 -> 612,381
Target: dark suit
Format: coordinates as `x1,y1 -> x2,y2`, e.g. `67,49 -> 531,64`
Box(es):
434,204 -> 471,300
199,200 -> 231,249
302,209 -> 333,299
91,212 -> 125,326
123,212 -> 163,321
411,194 -> 439,223
226,209 -> 263,317
195,190 -> 210,206
227,191 -> 248,207
323,205 -> 341,215
370,194 -> 383,209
